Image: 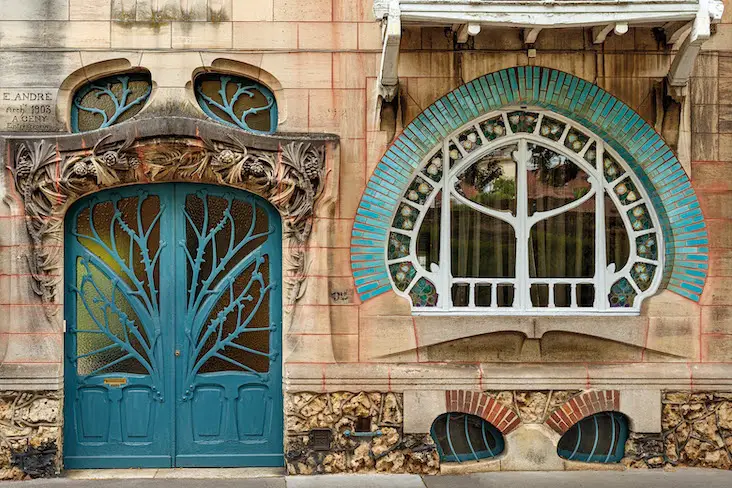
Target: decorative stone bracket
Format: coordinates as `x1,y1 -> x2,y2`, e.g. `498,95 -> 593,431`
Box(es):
373,0 -> 724,121
6,117 -> 339,312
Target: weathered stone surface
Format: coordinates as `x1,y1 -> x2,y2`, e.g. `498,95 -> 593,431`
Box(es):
285,392 -> 438,475
624,391 -> 732,470
0,391 -> 61,480
515,391 -> 549,423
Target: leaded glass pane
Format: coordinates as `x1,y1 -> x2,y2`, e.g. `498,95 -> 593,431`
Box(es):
606,194 -> 630,271
71,72 -> 152,132
195,73 -> 277,134
527,143 -> 592,216
528,197 -> 596,278
455,144 -> 517,215
416,192 -> 440,271
451,199 -> 516,278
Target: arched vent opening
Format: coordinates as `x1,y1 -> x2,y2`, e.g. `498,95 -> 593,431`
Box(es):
194,73 -> 278,134
557,411 -> 629,463
430,412 -> 505,463
71,72 -> 152,133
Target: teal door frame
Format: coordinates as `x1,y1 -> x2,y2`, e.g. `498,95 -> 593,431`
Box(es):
63,183 -> 283,469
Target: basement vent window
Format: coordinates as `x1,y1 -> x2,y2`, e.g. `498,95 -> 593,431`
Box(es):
557,411 -> 629,463
430,412 -> 505,462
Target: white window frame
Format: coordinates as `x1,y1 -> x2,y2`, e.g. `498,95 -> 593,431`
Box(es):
386,107 -> 664,316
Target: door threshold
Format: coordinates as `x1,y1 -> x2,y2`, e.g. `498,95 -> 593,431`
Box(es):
65,467 -> 286,480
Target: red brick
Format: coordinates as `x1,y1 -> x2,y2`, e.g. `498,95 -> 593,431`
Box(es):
556,409 -> 572,426
488,405 -> 506,425
458,391 -> 464,410
478,393 -> 487,410
574,395 -> 586,408
504,416 -> 521,434
613,393 -> 620,410
469,392 -> 479,414
463,391 -> 472,412
590,391 -> 600,404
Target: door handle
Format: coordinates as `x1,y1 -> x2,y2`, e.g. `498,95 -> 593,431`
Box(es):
175,350 -> 181,357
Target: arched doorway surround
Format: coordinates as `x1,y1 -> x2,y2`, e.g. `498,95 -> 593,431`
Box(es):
6,118 -> 339,467
351,67 -> 708,304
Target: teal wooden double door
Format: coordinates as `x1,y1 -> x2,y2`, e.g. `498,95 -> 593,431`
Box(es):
63,183 -> 283,468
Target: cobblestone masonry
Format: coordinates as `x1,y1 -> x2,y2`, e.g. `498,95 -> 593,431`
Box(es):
285,392 -> 439,475
624,391 -> 732,469
0,391 -> 61,480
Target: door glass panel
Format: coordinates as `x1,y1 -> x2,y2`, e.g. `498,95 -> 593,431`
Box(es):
454,144 -> 517,215
74,258 -> 150,376
185,191 -> 273,376
195,257 -> 272,374
73,192 -> 161,377
527,143 -> 592,216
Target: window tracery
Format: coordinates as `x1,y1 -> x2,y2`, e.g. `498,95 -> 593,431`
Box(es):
386,109 -> 663,314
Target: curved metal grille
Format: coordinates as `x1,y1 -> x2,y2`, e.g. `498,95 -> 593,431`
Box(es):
430,412 -> 504,463
557,411 -> 629,463
194,73 -> 277,134
71,73 -> 152,132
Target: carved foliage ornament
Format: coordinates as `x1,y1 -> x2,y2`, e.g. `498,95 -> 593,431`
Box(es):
11,133 -> 328,310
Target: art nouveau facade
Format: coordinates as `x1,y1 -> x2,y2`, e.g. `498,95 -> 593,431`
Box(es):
0,0 -> 731,478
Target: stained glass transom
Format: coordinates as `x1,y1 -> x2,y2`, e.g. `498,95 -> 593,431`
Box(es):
194,73 -> 278,134
386,109 -> 663,314
71,72 -> 152,133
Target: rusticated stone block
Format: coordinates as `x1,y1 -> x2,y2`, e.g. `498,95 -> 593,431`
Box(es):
0,391 -> 61,480
284,391 -> 438,475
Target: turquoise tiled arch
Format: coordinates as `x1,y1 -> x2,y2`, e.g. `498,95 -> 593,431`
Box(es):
350,66 -> 708,303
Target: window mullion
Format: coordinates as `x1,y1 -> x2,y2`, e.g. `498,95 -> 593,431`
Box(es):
595,143 -> 608,310
440,139 -> 452,309
516,139 -> 529,310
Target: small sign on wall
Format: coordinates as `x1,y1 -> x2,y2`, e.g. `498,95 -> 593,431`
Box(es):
0,89 -> 61,132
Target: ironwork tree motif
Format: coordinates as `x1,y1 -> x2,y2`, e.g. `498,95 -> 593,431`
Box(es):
71,74 -> 152,132
195,74 -> 277,134
180,191 -> 276,400
10,129 -> 329,314
68,192 -> 165,398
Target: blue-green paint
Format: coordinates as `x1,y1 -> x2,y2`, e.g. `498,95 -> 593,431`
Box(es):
64,183 -> 283,468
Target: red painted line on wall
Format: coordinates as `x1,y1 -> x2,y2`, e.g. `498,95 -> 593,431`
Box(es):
411,316 -> 421,362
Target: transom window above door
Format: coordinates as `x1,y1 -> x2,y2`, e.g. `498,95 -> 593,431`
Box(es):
386,109 -> 663,315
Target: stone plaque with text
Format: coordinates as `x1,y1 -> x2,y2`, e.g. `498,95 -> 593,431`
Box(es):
0,89 -> 62,132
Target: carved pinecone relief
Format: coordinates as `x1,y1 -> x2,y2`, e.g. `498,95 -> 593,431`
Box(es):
11,134 -> 328,311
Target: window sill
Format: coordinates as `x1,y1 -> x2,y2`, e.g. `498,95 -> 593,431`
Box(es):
413,308 -> 640,317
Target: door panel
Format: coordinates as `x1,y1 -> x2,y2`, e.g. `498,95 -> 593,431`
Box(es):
173,186 -> 283,466
64,183 -> 283,469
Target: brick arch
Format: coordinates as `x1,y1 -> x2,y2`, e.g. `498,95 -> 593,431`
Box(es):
545,390 -> 620,434
350,66 -> 708,303
445,390 -> 521,434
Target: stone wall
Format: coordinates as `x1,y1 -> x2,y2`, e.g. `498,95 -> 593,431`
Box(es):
0,391 -> 61,480
624,391 -> 732,470
285,392 -> 438,475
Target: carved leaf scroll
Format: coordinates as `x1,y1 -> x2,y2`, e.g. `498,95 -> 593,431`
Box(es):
10,133 -> 328,314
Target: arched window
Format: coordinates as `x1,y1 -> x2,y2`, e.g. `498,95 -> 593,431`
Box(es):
71,72 -> 152,133
387,109 -> 663,314
194,73 -> 278,134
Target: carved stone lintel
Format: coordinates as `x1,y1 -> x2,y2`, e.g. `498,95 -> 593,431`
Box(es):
9,120 -> 335,313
